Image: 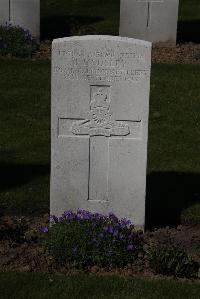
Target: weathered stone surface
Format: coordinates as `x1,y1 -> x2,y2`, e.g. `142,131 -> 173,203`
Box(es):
0,0 -> 9,25
51,36 -> 151,228
120,0 -> 179,47
10,0 -> 40,39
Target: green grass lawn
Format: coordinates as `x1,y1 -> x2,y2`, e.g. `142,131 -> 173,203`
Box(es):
0,60 -> 50,216
40,0 -> 200,41
0,272 -> 200,299
179,0 -> 200,21
41,0 -> 120,39
0,60 -> 200,226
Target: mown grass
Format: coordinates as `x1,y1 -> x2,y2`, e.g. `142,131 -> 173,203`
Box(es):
147,64 -> 200,226
0,60 -> 200,226
41,0 -> 120,38
0,60 -> 50,215
179,0 -> 200,21
0,272 -> 200,299
149,64 -> 200,173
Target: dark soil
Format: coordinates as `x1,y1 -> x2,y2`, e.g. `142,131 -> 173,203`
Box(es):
0,214 -> 199,278
152,43 -> 200,64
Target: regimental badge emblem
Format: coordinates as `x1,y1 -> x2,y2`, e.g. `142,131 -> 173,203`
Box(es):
71,87 -> 130,137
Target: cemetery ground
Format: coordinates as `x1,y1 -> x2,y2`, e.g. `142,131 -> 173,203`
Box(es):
0,0 -> 200,297
0,61 -> 200,296
0,61 -> 200,225
0,273 -> 200,299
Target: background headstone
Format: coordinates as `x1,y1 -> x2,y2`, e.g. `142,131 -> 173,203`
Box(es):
120,0 -> 179,47
0,0 -> 10,25
0,0 -> 40,39
10,0 -> 40,39
51,36 -> 151,228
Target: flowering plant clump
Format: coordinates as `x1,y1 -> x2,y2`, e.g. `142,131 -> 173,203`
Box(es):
41,210 -> 143,268
0,23 -> 38,58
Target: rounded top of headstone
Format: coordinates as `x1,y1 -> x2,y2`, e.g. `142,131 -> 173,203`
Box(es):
52,35 -> 152,48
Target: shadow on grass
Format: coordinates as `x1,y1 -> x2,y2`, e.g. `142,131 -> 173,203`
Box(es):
41,15 -> 104,40
146,172 -> 200,229
177,20 -> 200,43
0,162 -> 50,191
1,164 -> 199,227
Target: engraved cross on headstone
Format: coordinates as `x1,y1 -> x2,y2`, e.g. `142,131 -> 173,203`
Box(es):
8,0 -> 11,22
137,0 -> 164,28
58,85 -> 141,202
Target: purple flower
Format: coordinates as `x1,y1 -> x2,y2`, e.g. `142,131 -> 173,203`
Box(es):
108,212 -> 118,221
49,215 -> 58,223
63,210 -> 75,218
39,226 -> 49,233
92,222 -> 97,227
127,244 -> 135,251
121,218 -> 132,228
77,210 -> 93,219
119,233 -> 124,240
108,225 -> 114,234
113,230 -> 119,237
94,213 -> 104,220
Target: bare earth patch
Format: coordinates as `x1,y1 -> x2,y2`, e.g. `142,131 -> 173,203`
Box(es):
152,43 -> 200,64
0,214 -> 199,279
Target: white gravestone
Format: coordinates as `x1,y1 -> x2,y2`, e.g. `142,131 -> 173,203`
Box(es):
120,0 -> 179,47
11,0 -> 40,39
0,0 -> 10,25
0,0 -> 40,40
51,36 -> 151,228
